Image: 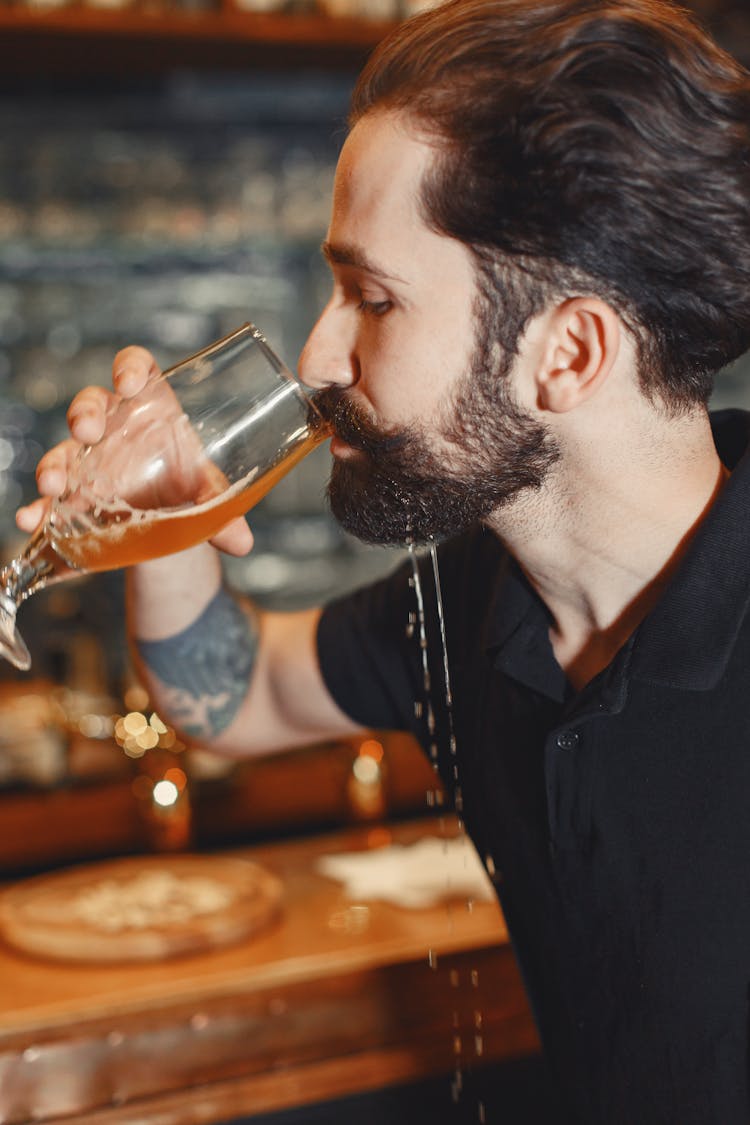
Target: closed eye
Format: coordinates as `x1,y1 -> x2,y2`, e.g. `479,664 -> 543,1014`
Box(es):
357,298 -> 392,317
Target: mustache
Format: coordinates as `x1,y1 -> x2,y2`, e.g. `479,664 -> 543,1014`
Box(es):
312,387 -> 410,458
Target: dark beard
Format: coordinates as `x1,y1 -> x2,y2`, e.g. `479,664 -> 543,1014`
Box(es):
313,346 -> 560,547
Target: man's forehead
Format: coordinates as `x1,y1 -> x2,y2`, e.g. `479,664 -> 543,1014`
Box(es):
334,112 -> 434,204
329,114 -> 440,253
326,111 -> 477,293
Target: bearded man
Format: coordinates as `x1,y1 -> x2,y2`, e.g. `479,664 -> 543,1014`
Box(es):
20,1 -> 750,1120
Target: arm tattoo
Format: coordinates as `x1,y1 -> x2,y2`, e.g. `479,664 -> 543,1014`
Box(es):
136,589 -> 259,741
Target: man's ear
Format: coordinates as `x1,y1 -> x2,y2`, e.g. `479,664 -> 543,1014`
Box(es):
535,297 -> 621,413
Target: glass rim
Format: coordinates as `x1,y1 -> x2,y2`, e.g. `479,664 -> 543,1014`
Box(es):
162,321 -> 324,423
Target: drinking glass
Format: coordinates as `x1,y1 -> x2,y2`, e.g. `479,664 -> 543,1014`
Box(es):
0,323 -> 328,671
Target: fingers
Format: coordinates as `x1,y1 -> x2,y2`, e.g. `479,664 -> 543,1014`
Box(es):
35,437 -> 81,498
15,496 -> 50,534
17,434 -> 81,529
209,518 -> 254,557
66,386 -> 114,446
113,346 -> 161,398
15,346 -> 161,537
64,346 -> 160,446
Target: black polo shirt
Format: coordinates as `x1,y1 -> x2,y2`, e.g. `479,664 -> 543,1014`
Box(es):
317,409 -> 750,1124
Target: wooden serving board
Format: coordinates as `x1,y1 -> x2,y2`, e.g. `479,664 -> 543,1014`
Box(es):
0,852 -> 283,964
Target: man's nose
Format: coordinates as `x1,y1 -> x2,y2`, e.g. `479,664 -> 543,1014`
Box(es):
298,304 -> 359,392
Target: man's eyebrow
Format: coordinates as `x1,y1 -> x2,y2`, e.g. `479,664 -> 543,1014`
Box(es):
321,240 -> 408,285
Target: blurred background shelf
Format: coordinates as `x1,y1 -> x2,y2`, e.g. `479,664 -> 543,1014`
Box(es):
0,0 -> 747,84
0,6 -> 399,78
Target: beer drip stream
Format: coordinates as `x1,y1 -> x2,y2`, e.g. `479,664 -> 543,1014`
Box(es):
407,541 -> 485,1123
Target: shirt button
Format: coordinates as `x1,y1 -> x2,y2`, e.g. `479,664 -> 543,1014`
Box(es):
556,729 -> 580,751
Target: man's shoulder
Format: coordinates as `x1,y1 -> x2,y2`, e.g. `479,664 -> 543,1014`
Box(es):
710,406 -> 750,468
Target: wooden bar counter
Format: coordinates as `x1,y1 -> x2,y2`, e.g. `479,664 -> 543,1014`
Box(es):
0,818 -> 539,1125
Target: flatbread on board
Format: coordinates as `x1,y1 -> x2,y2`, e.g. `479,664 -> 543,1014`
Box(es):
0,853 -> 283,963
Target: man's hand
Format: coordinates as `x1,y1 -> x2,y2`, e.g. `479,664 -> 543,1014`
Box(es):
16,345 -> 254,558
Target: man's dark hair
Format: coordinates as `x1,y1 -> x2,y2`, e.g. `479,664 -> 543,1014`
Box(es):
351,0 -> 750,409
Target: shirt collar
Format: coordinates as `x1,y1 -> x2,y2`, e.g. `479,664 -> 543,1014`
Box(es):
484,556 -> 570,702
484,408 -> 750,696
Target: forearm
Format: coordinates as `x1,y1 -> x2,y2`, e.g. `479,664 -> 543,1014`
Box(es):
125,543 -> 364,757
125,544 -> 259,744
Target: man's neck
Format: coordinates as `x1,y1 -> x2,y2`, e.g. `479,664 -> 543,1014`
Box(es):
486,410 -> 728,691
